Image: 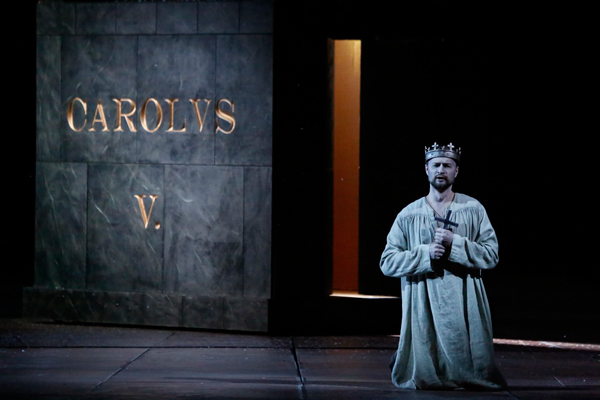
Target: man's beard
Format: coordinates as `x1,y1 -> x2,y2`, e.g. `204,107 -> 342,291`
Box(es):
430,176 -> 453,192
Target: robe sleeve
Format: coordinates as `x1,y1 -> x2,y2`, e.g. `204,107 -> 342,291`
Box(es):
380,215 -> 434,278
448,205 -> 499,269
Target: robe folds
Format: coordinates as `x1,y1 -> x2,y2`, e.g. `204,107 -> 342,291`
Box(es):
380,193 -> 507,390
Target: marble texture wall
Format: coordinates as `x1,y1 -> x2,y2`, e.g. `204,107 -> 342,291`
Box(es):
30,1 -> 272,332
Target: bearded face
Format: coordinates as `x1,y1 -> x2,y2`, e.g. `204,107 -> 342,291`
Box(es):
425,157 -> 459,192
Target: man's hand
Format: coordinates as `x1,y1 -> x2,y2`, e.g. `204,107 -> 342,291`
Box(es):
429,242 -> 446,260
434,228 -> 454,248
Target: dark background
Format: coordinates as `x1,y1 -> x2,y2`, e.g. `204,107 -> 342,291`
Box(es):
270,1 -> 595,339
10,1 -> 596,341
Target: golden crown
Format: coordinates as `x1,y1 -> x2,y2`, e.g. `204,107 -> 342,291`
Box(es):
424,142 -> 461,163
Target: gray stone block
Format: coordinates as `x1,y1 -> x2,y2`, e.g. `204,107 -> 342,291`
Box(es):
157,2 -> 198,34
137,132 -> 215,165
243,167 -> 272,298
240,1 -> 273,34
198,2 -> 240,34
216,35 -> 273,95
86,164 -> 165,293
37,36 -> 62,162
37,3 -> 76,36
22,288 -> 79,321
116,3 -> 157,35
182,296 -> 225,330
62,35 -> 137,104
35,162 -> 87,290
76,3 -> 116,35
164,165 -> 244,296
224,297 -> 268,332
23,288 -> 183,328
137,35 -> 216,102
215,94 -> 272,165
88,291 -> 182,327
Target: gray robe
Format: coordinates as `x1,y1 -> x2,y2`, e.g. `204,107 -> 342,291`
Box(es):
380,193 -> 506,390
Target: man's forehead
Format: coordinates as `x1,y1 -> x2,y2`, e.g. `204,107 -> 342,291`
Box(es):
428,157 -> 457,165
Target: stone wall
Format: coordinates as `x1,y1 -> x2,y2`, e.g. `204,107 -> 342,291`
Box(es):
29,1 -> 273,332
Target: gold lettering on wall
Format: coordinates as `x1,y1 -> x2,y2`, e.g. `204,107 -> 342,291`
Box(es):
165,99 -> 186,133
134,194 -> 159,229
89,100 -> 110,132
215,99 -> 235,135
67,97 -> 87,132
67,97 -> 236,134
189,99 -> 212,132
140,98 -> 163,133
113,98 -> 137,132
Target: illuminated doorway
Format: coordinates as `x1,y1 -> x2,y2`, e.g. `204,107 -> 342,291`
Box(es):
331,40 -> 361,294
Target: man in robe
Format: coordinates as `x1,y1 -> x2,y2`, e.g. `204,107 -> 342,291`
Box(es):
380,143 -> 507,390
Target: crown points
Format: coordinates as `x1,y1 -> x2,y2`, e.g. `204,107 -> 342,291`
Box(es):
424,142 -> 461,163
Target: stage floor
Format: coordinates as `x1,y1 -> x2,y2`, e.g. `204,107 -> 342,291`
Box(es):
1,318 -> 598,399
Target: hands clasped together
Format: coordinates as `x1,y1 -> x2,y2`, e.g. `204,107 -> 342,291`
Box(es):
429,228 -> 454,260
